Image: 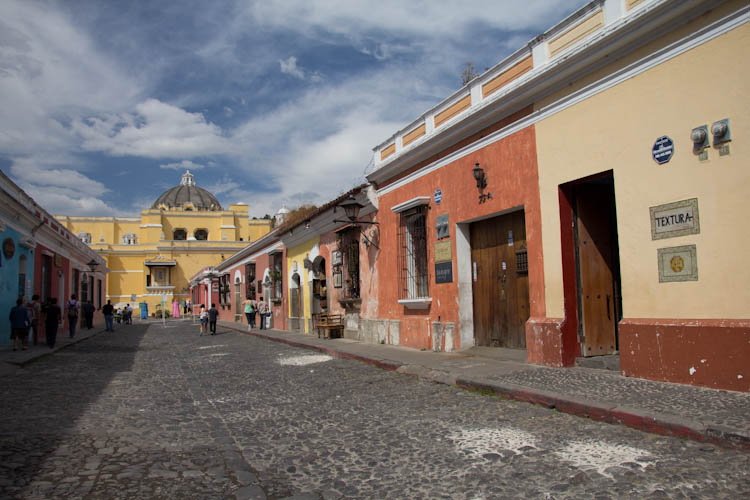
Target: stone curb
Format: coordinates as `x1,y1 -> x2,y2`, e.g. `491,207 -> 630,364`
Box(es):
220,322 -> 750,452
454,378 -> 750,451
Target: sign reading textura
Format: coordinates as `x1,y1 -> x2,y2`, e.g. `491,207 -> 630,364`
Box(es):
650,198 -> 700,240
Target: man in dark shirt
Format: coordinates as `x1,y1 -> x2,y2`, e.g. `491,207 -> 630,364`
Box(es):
82,300 -> 95,329
43,297 -> 62,348
208,303 -> 219,335
102,300 -> 115,332
9,298 -> 30,351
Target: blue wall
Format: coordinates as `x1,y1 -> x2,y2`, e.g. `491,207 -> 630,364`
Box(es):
0,225 -> 35,347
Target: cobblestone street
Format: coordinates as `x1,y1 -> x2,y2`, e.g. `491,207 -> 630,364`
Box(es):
1,322 -> 748,499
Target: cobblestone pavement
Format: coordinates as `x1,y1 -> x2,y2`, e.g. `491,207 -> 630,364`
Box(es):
0,322 -> 748,499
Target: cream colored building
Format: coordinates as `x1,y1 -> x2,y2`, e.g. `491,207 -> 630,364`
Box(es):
57,171 -> 272,313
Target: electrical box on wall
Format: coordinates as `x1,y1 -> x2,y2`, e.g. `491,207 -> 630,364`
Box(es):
436,214 -> 449,239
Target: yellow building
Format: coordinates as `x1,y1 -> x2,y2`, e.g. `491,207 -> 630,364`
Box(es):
56,171 -> 272,313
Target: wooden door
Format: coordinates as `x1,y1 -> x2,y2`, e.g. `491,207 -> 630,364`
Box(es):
575,184 -> 619,356
470,211 -> 529,348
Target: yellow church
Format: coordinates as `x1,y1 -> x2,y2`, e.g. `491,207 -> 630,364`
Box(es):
56,171 -> 272,314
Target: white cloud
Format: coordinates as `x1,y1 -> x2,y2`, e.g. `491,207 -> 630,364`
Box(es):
280,56 -> 305,79
160,160 -> 205,171
72,99 -> 232,158
9,158 -> 118,216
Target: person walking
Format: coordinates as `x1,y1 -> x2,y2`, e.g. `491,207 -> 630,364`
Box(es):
82,300 -> 95,329
125,304 -> 133,324
102,300 -> 115,332
66,294 -> 80,339
43,297 -> 62,348
243,297 -> 256,329
9,298 -> 30,351
257,298 -> 267,330
199,304 -> 208,335
208,303 -> 219,335
27,294 -> 41,345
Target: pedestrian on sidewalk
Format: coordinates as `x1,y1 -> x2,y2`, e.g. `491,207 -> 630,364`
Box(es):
208,303 -> 219,335
125,304 -> 133,324
243,297 -> 256,329
199,304 -> 207,335
43,297 -> 62,348
27,294 -> 41,345
9,298 -> 30,351
257,298 -> 267,330
102,300 -> 114,332
82,300 -> 95,329
66,294 -> 80,339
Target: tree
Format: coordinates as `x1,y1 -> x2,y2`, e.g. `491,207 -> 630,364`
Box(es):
461,62 -> 478,86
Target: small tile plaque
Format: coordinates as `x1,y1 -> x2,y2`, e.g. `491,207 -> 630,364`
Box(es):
658,244 -> 698,283
434,240 -> 452,263
650,198 -> 699,240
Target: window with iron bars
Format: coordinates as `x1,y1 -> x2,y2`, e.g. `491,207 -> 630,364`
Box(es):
397,206 -> 429,299
339,229 -> 360,299
272,253 -> 283,300
245,263 -> 256,299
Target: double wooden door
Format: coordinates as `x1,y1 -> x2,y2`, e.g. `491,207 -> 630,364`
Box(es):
470,211 -> 529,348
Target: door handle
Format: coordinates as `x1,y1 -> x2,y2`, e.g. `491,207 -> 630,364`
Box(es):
606,294 -> 611,321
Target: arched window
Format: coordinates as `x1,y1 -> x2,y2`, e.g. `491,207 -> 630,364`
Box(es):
78,232 -> 92,244
173,228 -> 187,240
122,233 -> 137,245
194,228 -> 208,240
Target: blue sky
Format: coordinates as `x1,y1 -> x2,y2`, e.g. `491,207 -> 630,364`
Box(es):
0,0 -> 583,218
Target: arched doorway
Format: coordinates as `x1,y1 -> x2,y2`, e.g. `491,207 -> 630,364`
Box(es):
290,272 -> 303,332
234,276 -> 242,322
311,256 -> 327,317
18,255 -> 27,298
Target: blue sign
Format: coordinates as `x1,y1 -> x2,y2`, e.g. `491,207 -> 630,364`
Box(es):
434,189 -> 442,205
652,136 -> 674,164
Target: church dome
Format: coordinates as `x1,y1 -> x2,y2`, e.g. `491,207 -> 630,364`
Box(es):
152,171 -> 222,211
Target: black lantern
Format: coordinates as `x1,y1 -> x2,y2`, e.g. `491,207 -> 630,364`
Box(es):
472,162 -> 487,189
339,195 -> 363,222
87,259 -> 99,273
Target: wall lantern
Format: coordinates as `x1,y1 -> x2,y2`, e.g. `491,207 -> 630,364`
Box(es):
472,162 -> 487,189
339,195 -> 362,221
333,195 -> 378,226
87,259 -> 99,273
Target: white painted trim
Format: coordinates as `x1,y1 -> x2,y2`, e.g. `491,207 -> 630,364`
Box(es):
378,7 -> 748,196
139,224 -> 163,228
455,223 -> 475,349
220,225 -> 236,229
390,197 -> 430,213
224,241 -> 284,269
398,298 -> 432,309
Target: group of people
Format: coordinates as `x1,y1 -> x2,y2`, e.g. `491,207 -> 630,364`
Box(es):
242,297 -> 269,330
194,297 -> 270,336
8,293 -> 97,351
198,303 -> 219,335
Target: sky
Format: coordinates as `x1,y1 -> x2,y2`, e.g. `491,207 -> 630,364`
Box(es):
0,0 -> 584,219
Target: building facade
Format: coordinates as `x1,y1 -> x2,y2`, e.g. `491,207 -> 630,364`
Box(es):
1,171 -> 107,346
57,171 -> 272,315
366,0 -> 748,390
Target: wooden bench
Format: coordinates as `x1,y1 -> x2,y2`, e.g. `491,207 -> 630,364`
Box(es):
314,313 -> 344,339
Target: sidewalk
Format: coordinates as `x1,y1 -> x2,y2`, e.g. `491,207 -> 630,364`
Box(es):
220,320 -> 750,451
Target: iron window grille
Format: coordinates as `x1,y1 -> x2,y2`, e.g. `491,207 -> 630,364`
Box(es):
516,243 -> 528,275
272,254 -> 283,300
245,263 -> 256,299
398,206 -> 429,300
